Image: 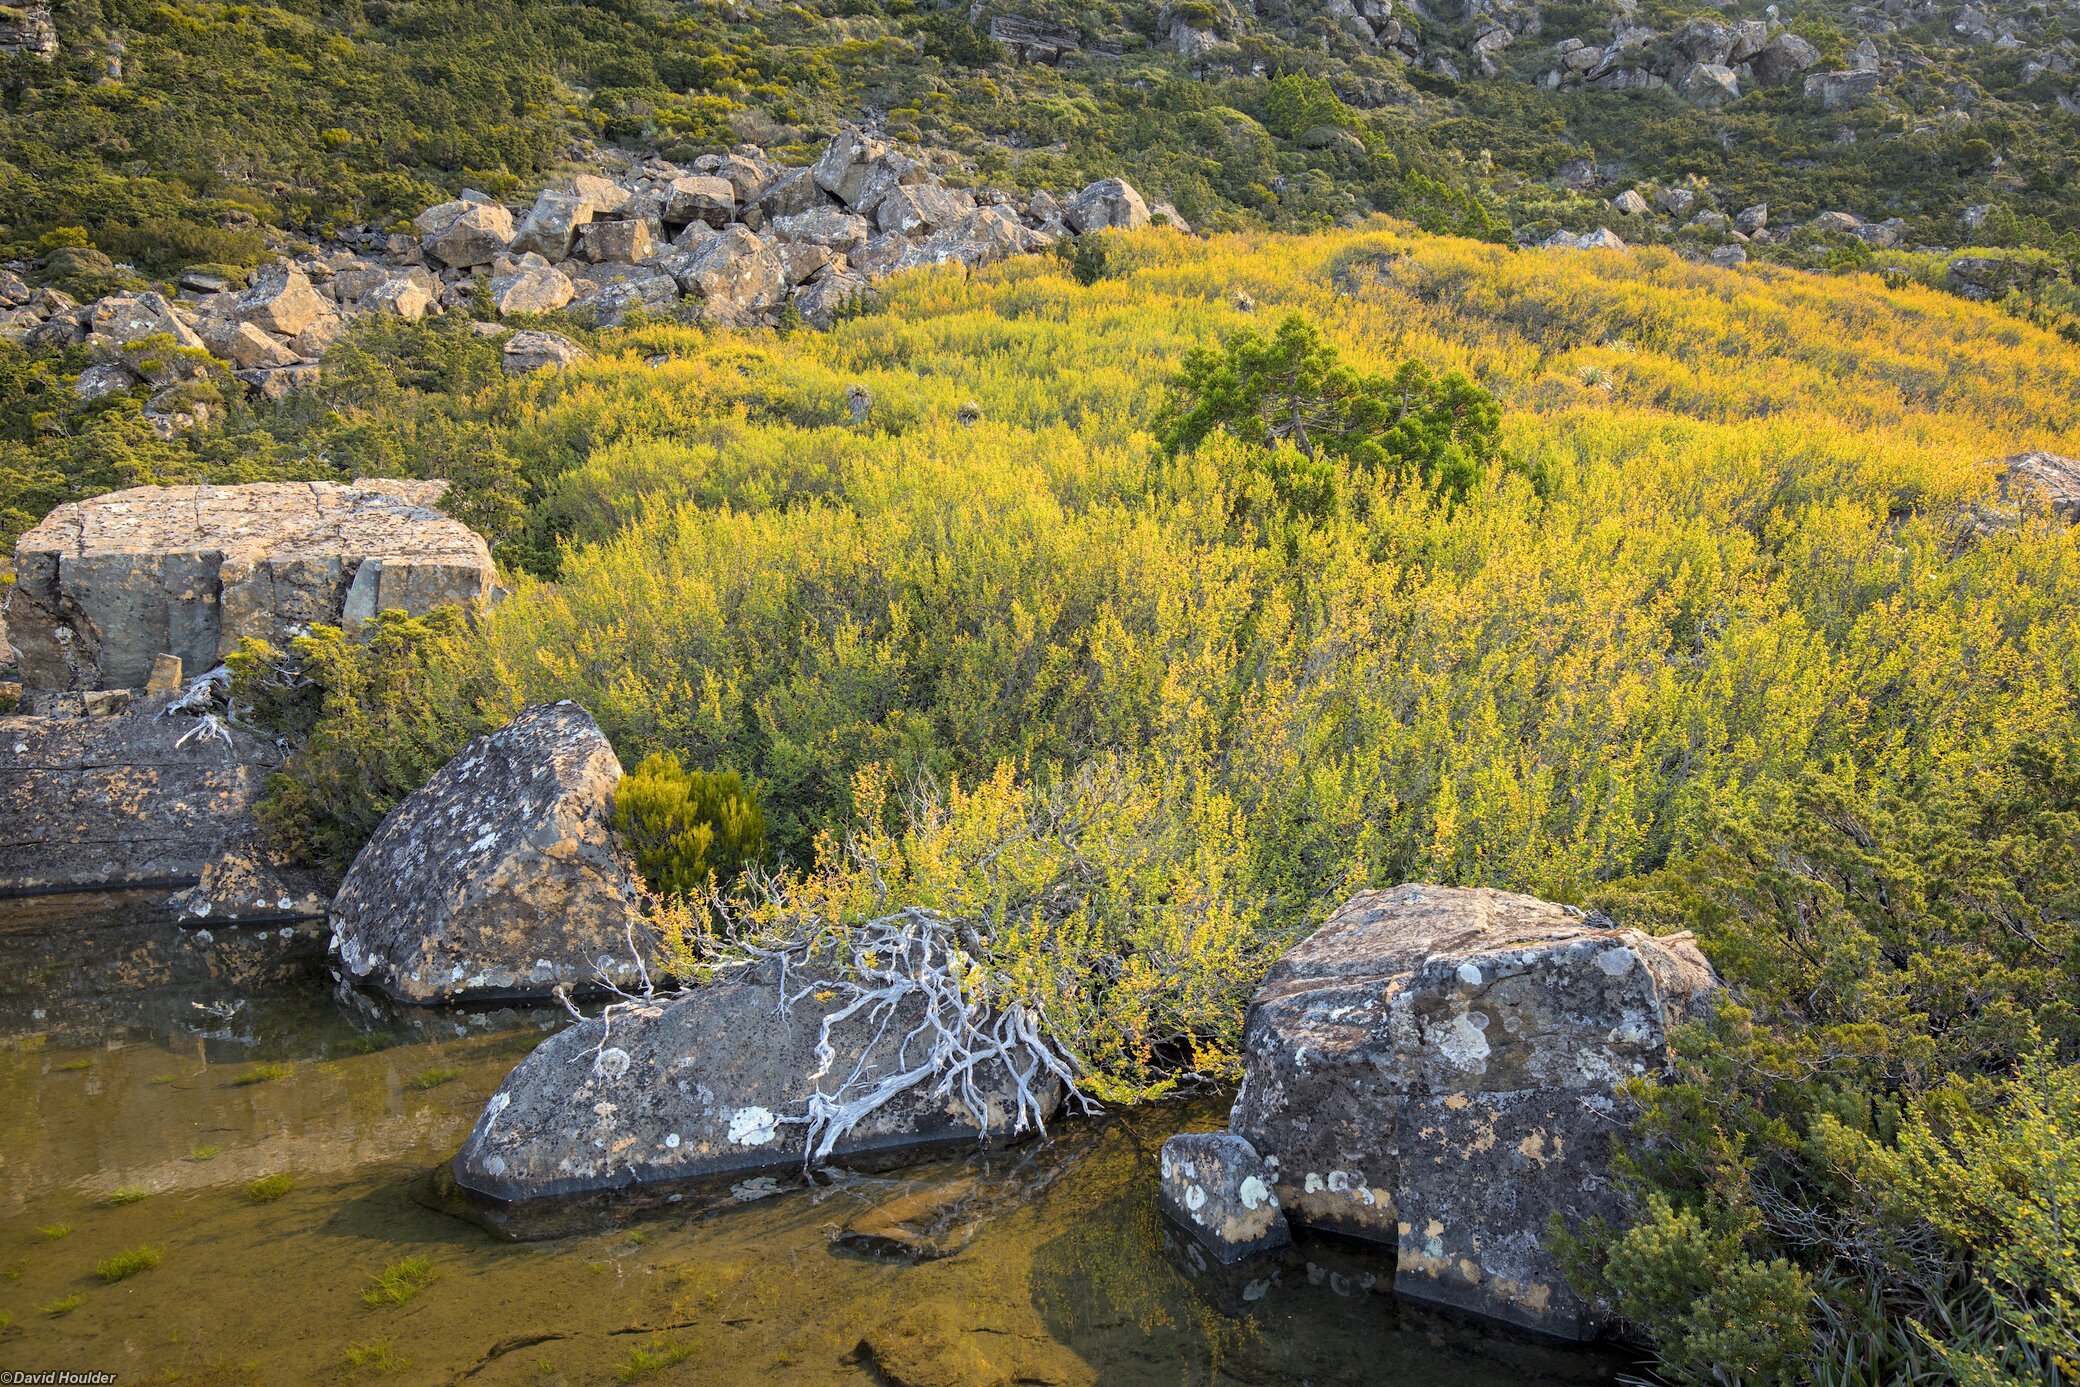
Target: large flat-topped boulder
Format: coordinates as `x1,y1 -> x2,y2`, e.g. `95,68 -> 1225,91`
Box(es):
1227,883 -> 1718,1340
330,702 -> 655,1005
6,479 -> 495,691
0,710 -> 284,891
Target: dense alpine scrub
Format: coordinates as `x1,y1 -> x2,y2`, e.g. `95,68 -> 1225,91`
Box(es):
64,223 -> 2080,1380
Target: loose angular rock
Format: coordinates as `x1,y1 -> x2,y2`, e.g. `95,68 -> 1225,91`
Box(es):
1065,178 -> 1151,234
1158,1132 -> 1291,1265
170,823 -> 334,922
1805,67 -> 1881,109
1227,883 -> 1718,1339
418,201 -> 515,269
577,218 -> 658,265
670,226 -> 789,324
489,264 -> 575,317
663,175 -> 736,228
237,267 -> 329,337
331,702 -> 652,1005
502,329 -> 588,375
450,955 -> 1060,1222
508,191 -> 596,262
88,292 -> 207,352
771,207 -> 872,252
1612,189 -> 1649,217
7,480 -> 495,691
874,183 -> 975,237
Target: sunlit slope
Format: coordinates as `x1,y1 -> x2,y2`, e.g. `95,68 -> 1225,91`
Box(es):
478,223 -> 2080,908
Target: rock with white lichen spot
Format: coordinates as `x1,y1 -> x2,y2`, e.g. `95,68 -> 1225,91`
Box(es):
448,956 -> 1062,1235
1158,1132 -> 1291,1265
168,823 -> 335,922
1226,883 -> 1718,1340
329,701 -> 655,1005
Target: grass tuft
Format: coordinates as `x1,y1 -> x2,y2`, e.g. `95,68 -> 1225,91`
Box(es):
410,1067 -> 459,1090
41,1293 -> 84,1317
95,1245 -> 164,1282
187,1145 -> 221,1162
36,1223 -> 72,1241
344,1340 -> 412,1373
245,1173 -> 295,1203
53,1057 -> 93,1071
617,1340 -> 696,1382
232,1062 -> 293,1086
360,1256 -> 438,1307
102,1185 -> 150,1207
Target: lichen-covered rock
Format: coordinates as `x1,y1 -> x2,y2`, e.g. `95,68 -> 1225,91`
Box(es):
1066,178 -> 1151,234
330,702 -> 652,1005
418,200 -> 515,268
1158,1132 -> 1291,1265
488,261 -> 575,317
450,957 -> 1060,1226
1227,883 -> 1718,1339
0,709 -> 284,891
1805,67 -> 1881,109
6,480 -> 494,692
237,266 -> 329,337
168,823 -> 334,922
669,225 -> 789,324
502,329 -> 588,375
508,190 -> 596,261
663,175 -> 736,228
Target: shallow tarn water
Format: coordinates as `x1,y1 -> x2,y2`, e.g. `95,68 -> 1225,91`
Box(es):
0,894 -> 1631,1386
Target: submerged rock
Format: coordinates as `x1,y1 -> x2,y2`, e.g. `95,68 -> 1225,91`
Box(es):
168,824 -> 334,922
1158,1132 -> 1291,1265
330,701 -> 651,1005
1227,883 -> 1718,1339
450,957 -> 1061,1229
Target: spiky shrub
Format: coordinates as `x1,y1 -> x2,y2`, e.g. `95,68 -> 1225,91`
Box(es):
613,755 -> 766,899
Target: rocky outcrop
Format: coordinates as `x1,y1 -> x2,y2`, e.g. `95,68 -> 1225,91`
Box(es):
1994,450 -> 2080,521
329,702 -> 653,1005
1805,67 -> 1882,109
449,956 -> 1061,1230
0,1 -> 57,58
6,479 -> 495,692
1217,883 -> 1718,1339
1158,1132 -> 1291,1264
502,329 -> 587,375
0,707 -> 284,892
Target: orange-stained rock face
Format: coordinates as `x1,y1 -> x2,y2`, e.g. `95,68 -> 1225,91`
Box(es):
5,479 -> 494,692
1227,883 -> 1719,1340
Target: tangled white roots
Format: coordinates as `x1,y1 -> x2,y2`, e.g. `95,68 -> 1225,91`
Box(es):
750,908 -> 1091,1167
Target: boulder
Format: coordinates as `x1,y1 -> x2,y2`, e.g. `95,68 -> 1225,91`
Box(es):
875,183 -> 976,237
1994,450 -> 2080,521
663,175 -> 736,228
752,167 -> 828,220
577,217 -> 659,265
362,273 -> 438,321
770,207 -> 872,252
1750,32 -> 1820,86
1709,244 -> 1749,267
1809,209 -> 1864,235
237,267 -> 329,337
502,329 -> 588,375
0,0 -> 58,58
236,364 -> 322,401
489,263 -> 575,317
206,320 -> 298,371
508,191 -> 596,262
895,207 -> 1054,272
418,201 -> 515,269
1540,228 -> 1628,252
73,361 -> 141,402
1948,254 -> 2018,299
449,955 -> 1061,1223
1678,61 -> 1741,105
1805,68 -> 1881,109
793,272 -> 873,328
0,708 -> 284,892
1653,186 -> 1697,217
565,174 -> 631,217
669,226 -> 789,324
1612,189 -> 1649,217
1853,217 -> 1907,249
1226,884 -> 1718,1339
1065,178 -> 1151,234
87,292 -> 206,352
0,268 -> 29,308
330,701 -> 652,1005
1157,1132 -> 1291,1265
1734,202 -> 1769,234
812,130 -> 927,214
6,480 -> 495,692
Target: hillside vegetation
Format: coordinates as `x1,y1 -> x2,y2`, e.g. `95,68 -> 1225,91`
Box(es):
222,222 -> 2080,1382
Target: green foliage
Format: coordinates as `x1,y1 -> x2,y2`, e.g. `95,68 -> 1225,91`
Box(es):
1158,312 -> 1505,502
410,1068 -> 458,1089
231,609 -> 510,873
613,755 -> 767,899
1575,1195 -> 1814,1386
101,1185 -> 149,1206
95,1245 -> 164,1282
